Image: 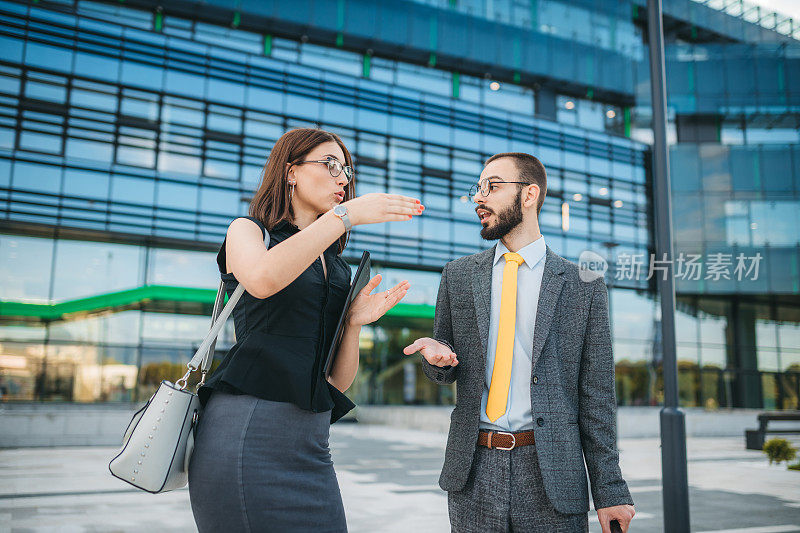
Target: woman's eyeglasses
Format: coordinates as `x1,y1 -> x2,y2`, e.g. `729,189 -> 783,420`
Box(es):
294,157 -> 354,180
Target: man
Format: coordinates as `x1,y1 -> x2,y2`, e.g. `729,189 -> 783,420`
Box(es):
403,153 -> 635,532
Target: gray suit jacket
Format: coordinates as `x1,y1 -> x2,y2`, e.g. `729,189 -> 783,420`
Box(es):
421,244 -> 633,514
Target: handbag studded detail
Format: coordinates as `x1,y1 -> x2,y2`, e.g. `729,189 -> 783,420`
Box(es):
108,224 -> 267,493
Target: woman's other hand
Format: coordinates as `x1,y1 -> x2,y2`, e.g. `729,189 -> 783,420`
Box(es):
346,274 -> 409,327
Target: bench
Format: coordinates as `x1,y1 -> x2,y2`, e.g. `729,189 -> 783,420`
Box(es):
745,411 -> 800,450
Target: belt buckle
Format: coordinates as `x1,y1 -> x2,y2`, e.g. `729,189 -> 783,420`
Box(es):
494,431 -> 516,450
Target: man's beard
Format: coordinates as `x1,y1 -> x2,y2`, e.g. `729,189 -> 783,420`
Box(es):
479,190 -> 523,240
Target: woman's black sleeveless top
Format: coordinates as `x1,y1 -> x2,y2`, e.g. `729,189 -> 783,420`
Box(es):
198,216 -> 355,423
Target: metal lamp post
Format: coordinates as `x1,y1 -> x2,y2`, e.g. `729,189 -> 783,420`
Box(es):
645,0 -> 691,531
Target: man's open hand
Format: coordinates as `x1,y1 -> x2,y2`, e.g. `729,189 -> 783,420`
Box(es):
403,337 -> 458,367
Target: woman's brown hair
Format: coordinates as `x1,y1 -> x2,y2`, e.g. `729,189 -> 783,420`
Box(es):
249,128 -> 355,254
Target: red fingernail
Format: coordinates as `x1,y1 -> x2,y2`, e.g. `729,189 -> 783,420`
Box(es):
416,199 -> 420,204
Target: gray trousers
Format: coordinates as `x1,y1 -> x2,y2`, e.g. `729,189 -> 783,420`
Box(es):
448,443 -> 589,533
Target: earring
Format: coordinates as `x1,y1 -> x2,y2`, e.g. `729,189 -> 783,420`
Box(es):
289,181 -> 295,203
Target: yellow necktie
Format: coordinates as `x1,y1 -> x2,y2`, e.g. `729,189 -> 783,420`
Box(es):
486,252 -> 525,422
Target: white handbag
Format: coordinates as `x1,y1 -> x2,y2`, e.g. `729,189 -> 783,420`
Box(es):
108,279 -> 246,493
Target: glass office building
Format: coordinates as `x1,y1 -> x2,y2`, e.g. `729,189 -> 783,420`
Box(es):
0,0 -> 797,409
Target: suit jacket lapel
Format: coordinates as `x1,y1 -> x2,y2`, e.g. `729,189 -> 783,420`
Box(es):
471,246 -> 495,362
531,245 -> 566,371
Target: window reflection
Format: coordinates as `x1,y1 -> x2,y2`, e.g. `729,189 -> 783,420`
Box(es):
25,78 -> 67,103
74,52 -> 120,83
148,248 -> 219,287
51,240 -> 142,302
0,234 -> 54,302
48,311 -> 142,345
142,313 -> 217,346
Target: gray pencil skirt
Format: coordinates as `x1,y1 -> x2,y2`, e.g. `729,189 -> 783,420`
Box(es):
187,390 -> 347,533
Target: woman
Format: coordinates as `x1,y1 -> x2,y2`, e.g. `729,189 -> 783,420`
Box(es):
188,128 -> 424,532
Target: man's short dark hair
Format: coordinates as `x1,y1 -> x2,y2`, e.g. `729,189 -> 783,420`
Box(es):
484,152 -> 547,215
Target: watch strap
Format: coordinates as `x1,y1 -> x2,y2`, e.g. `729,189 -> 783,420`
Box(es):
334,206 -> 352,231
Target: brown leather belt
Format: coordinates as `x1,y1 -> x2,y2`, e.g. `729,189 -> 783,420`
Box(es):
477,429 -> 535,450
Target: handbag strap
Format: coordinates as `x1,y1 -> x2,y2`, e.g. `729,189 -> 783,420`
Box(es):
176,223 -> 268,391
202,279 -> 228,373
175,282 -> 245,391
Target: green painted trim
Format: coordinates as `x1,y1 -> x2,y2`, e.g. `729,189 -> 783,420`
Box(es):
428,52 -> 437,67
0,285 -> 219,321
263,34 -> 272,56
1,286 -> 436,321
336,0 -> 345,47
385,302 -> 435,319
362,54 -> 371,78
513,71 -> 521,84
452,71 -> 460,98
623,107 -> 631,138
232,11 -> 241,28
154,11 -> 163,32
429,16 -> 438,50
586,88 -> 594,100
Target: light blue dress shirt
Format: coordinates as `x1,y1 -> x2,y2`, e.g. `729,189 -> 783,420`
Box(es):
479,234 -> 547,432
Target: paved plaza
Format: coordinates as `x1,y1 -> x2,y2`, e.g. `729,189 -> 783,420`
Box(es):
1,424 -> 799,532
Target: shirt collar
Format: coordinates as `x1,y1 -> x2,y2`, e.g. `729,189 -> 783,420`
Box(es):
273,219 -> 300,233
493,234 -> 546,269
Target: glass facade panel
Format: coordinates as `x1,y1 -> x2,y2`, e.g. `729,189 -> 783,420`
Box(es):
0,234 -> 55,303
0,0 -> 797,410
148,248 -> 220,287
51,240 -> 143,302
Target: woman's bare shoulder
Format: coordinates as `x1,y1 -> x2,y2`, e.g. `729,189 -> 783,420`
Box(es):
227,217 -> 267,240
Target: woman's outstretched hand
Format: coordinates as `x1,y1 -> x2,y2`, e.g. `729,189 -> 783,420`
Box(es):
347,274 -> 409,327
342,193 -> 424,226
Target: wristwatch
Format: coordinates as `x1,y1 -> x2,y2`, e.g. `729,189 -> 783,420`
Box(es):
332,204 -> 352,232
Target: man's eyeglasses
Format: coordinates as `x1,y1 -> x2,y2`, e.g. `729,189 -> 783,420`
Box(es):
293,157 -> 354,180
468,178 -> 530,199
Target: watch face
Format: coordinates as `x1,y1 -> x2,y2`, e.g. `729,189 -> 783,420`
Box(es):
333,205 -> 346,216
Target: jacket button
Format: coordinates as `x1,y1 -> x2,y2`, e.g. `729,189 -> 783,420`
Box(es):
532,376 -> 539,384
536,417 -> 545,427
